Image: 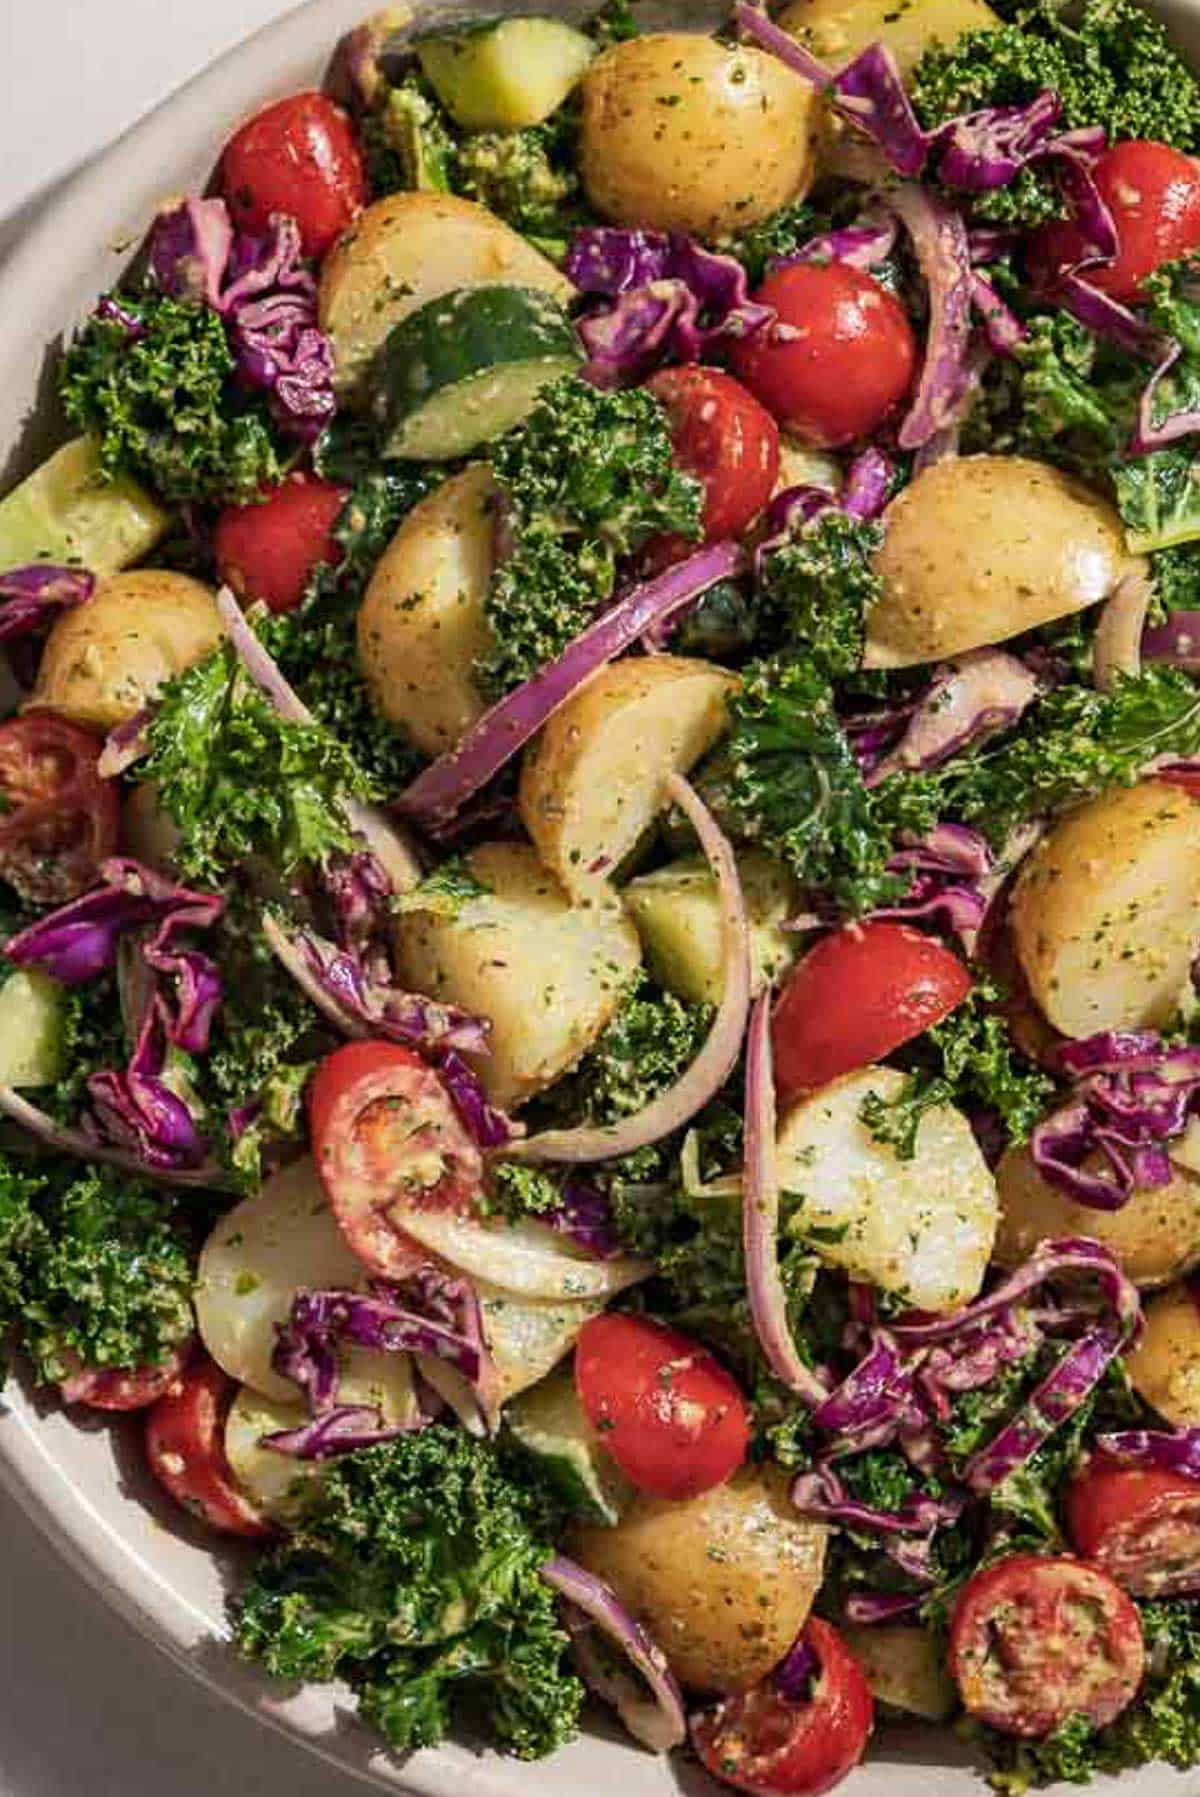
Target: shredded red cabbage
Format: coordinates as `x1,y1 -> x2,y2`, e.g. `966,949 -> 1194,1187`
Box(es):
437,1048 -> 518,1150
866,652 -> 1038,788
0,564 -> 94,640
88,1000 -> 208,1170
890,185 -> 975,451
1096,1428 -> 1200,1480
775,210 -> 897,274
774,1633 -> 820,1704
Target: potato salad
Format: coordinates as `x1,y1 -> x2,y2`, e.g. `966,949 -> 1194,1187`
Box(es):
7,0 -> 1200,1790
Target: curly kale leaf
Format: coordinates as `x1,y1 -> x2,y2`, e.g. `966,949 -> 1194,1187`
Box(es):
479,380 -> 703,696
965,311 -> 1139,479
145,643 -> 374,886
719,200 -> 820,286
60,293 -> 281,506
758,512 -> 885,679
0,1154 -> 194,1385
234,1428 -> 582,1760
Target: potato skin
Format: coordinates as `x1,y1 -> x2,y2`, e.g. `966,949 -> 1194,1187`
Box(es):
1009,781 -> 1200,1038
1126,1281 -> 1200,1426
357,464 -> 496,756
30,571 -> 222,731
779,0 -> 996,75
866,456 -> 1143,668
994,1145 -> 1200,1288
519,656 -> 737,895
393,841 -> 641,1109
319,191 -> 573,396
580,35 -> 821,238
568,1465 -> 827,1693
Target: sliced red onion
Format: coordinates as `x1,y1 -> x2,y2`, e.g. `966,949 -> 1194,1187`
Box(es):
542,1556 -> 686,1753
970,272 -> 1027,354
963,1317 -> 1127,1493
889,1237 -> 1142,1347
866,650 -> 1038,786
1054,274 -> 1166,360
397,542 -> 744,831
1094,571 -> 1153,690
1143,610 -> 1200,671
743,992 -> 828,1404
843,1592 -> 922,1624
889,185 -> 974,451
841,448 -> 894,520
0,564 -> 94,640
98,706 -> 154,779
1095,1428 -> 1200,1480
505,774 -> 750,1164
0,1084 -> 227,1187
1133,336 -> 1200,452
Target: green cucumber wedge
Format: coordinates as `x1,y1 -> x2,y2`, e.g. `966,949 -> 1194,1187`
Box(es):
0,436 -> 167,574
0,969 -> 68,1088
417,17 -> 596,130
373,283 -> 582,460
506,1362 -> 633,1525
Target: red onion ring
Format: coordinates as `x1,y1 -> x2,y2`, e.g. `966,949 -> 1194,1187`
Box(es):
1094,571 -> 1153,692
0,1083 -> 229,1188
541,1555 -> 686,1753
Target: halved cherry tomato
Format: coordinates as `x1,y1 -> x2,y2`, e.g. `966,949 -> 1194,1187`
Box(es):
574,1312 -> 750,1501
1066,1453 -> 1200,1597
646,366 -> 780,548
771,921 -> 971,1105
59,1341 -> 193,1412
1027,140 -> 1200,303
729,264 -> 917,448
0,713 -> 119,903
220,91 -> 366,262
308,1041 -> 483,1281
693,1618 -> 874,1797
948,1554 -> 1145,1738
144,1355 -> 271,1538
214,473 -> 347,615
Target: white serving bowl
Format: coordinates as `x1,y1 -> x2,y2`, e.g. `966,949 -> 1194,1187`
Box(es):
2,1 -> 1200,1792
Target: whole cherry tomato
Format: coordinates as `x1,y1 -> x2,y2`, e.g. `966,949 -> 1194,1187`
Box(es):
1027,140 -> 1200,302
948,1554 -> 1145,1738
144,1355 -> 271,1538
574,1312 -> 750,1501
308,1041 -> 482,1281
647,365 -> 780,547
693,1618 -> 874,1797
220,91 -> 366,262
771,921 -> 971,1104
214,473 -> 347,615
730,264 -> 917,448
1066,1452 -> 1200,1597
0,713 -> 119,903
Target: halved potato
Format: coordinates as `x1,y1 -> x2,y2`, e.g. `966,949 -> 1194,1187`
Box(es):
319,191 -> 574,397
776,1066 -> 998,1312
865,457 -> 1143,668
779,0 -> 997,76
1126,1282 -> 1200,1427
519,656 -> 737,895
580,35 -> 821,239
394,840 -> 641,1108
30,570 -> 222,731
357,463 -> 496,756
994,1145 -> 1200,1288
840,1626 -> 956,1722
568,1465 -> 827,1693
1009,781 -> 1200,1038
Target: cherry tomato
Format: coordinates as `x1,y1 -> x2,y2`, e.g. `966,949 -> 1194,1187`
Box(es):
693,1618 -> 874,1797
1027,141 -> 1200,303
0,713 -> 119,904
948,1554 -> 1145,1738
1066,1453 -> 1200,1597
771,921 -> 971,1105
646,366 -> 779,548
59,1341 -> 192,1412
144,1355 -> 271,1538
729,264 -> 917,448
220,91 -> 365,262
308,1041 -> 483,1281
574,1313 -> 750,1501
214,473 -> 346,615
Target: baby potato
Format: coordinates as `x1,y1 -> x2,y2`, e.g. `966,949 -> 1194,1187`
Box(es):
1126,1281 -> 1200,1427
319,191 -> 574,397
580,35 -> 821,239
30,570 -> 222,731
1009,781 -> 1200,1038
393,841 -> 641,1109
357,463 -> 496,756
519,656 -> 737,895
865,456 -> 1143,668
776,1066 -> 998,1312
779,0 -> 997,76
840,1625 -> 956,1722
994,1145 -> 1200,1288
568,1465 -> 827,1693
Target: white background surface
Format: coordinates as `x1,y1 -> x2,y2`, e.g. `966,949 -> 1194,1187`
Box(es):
0,7 -> 366,1792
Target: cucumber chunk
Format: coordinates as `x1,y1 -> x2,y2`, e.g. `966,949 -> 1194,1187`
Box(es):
0,437 -> 167,574
373,283 -> 582,460
0,969 -> 67,1088
418,17 -> 596,130
626,850 -> 799,1005
506,1361 -> 633,1524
